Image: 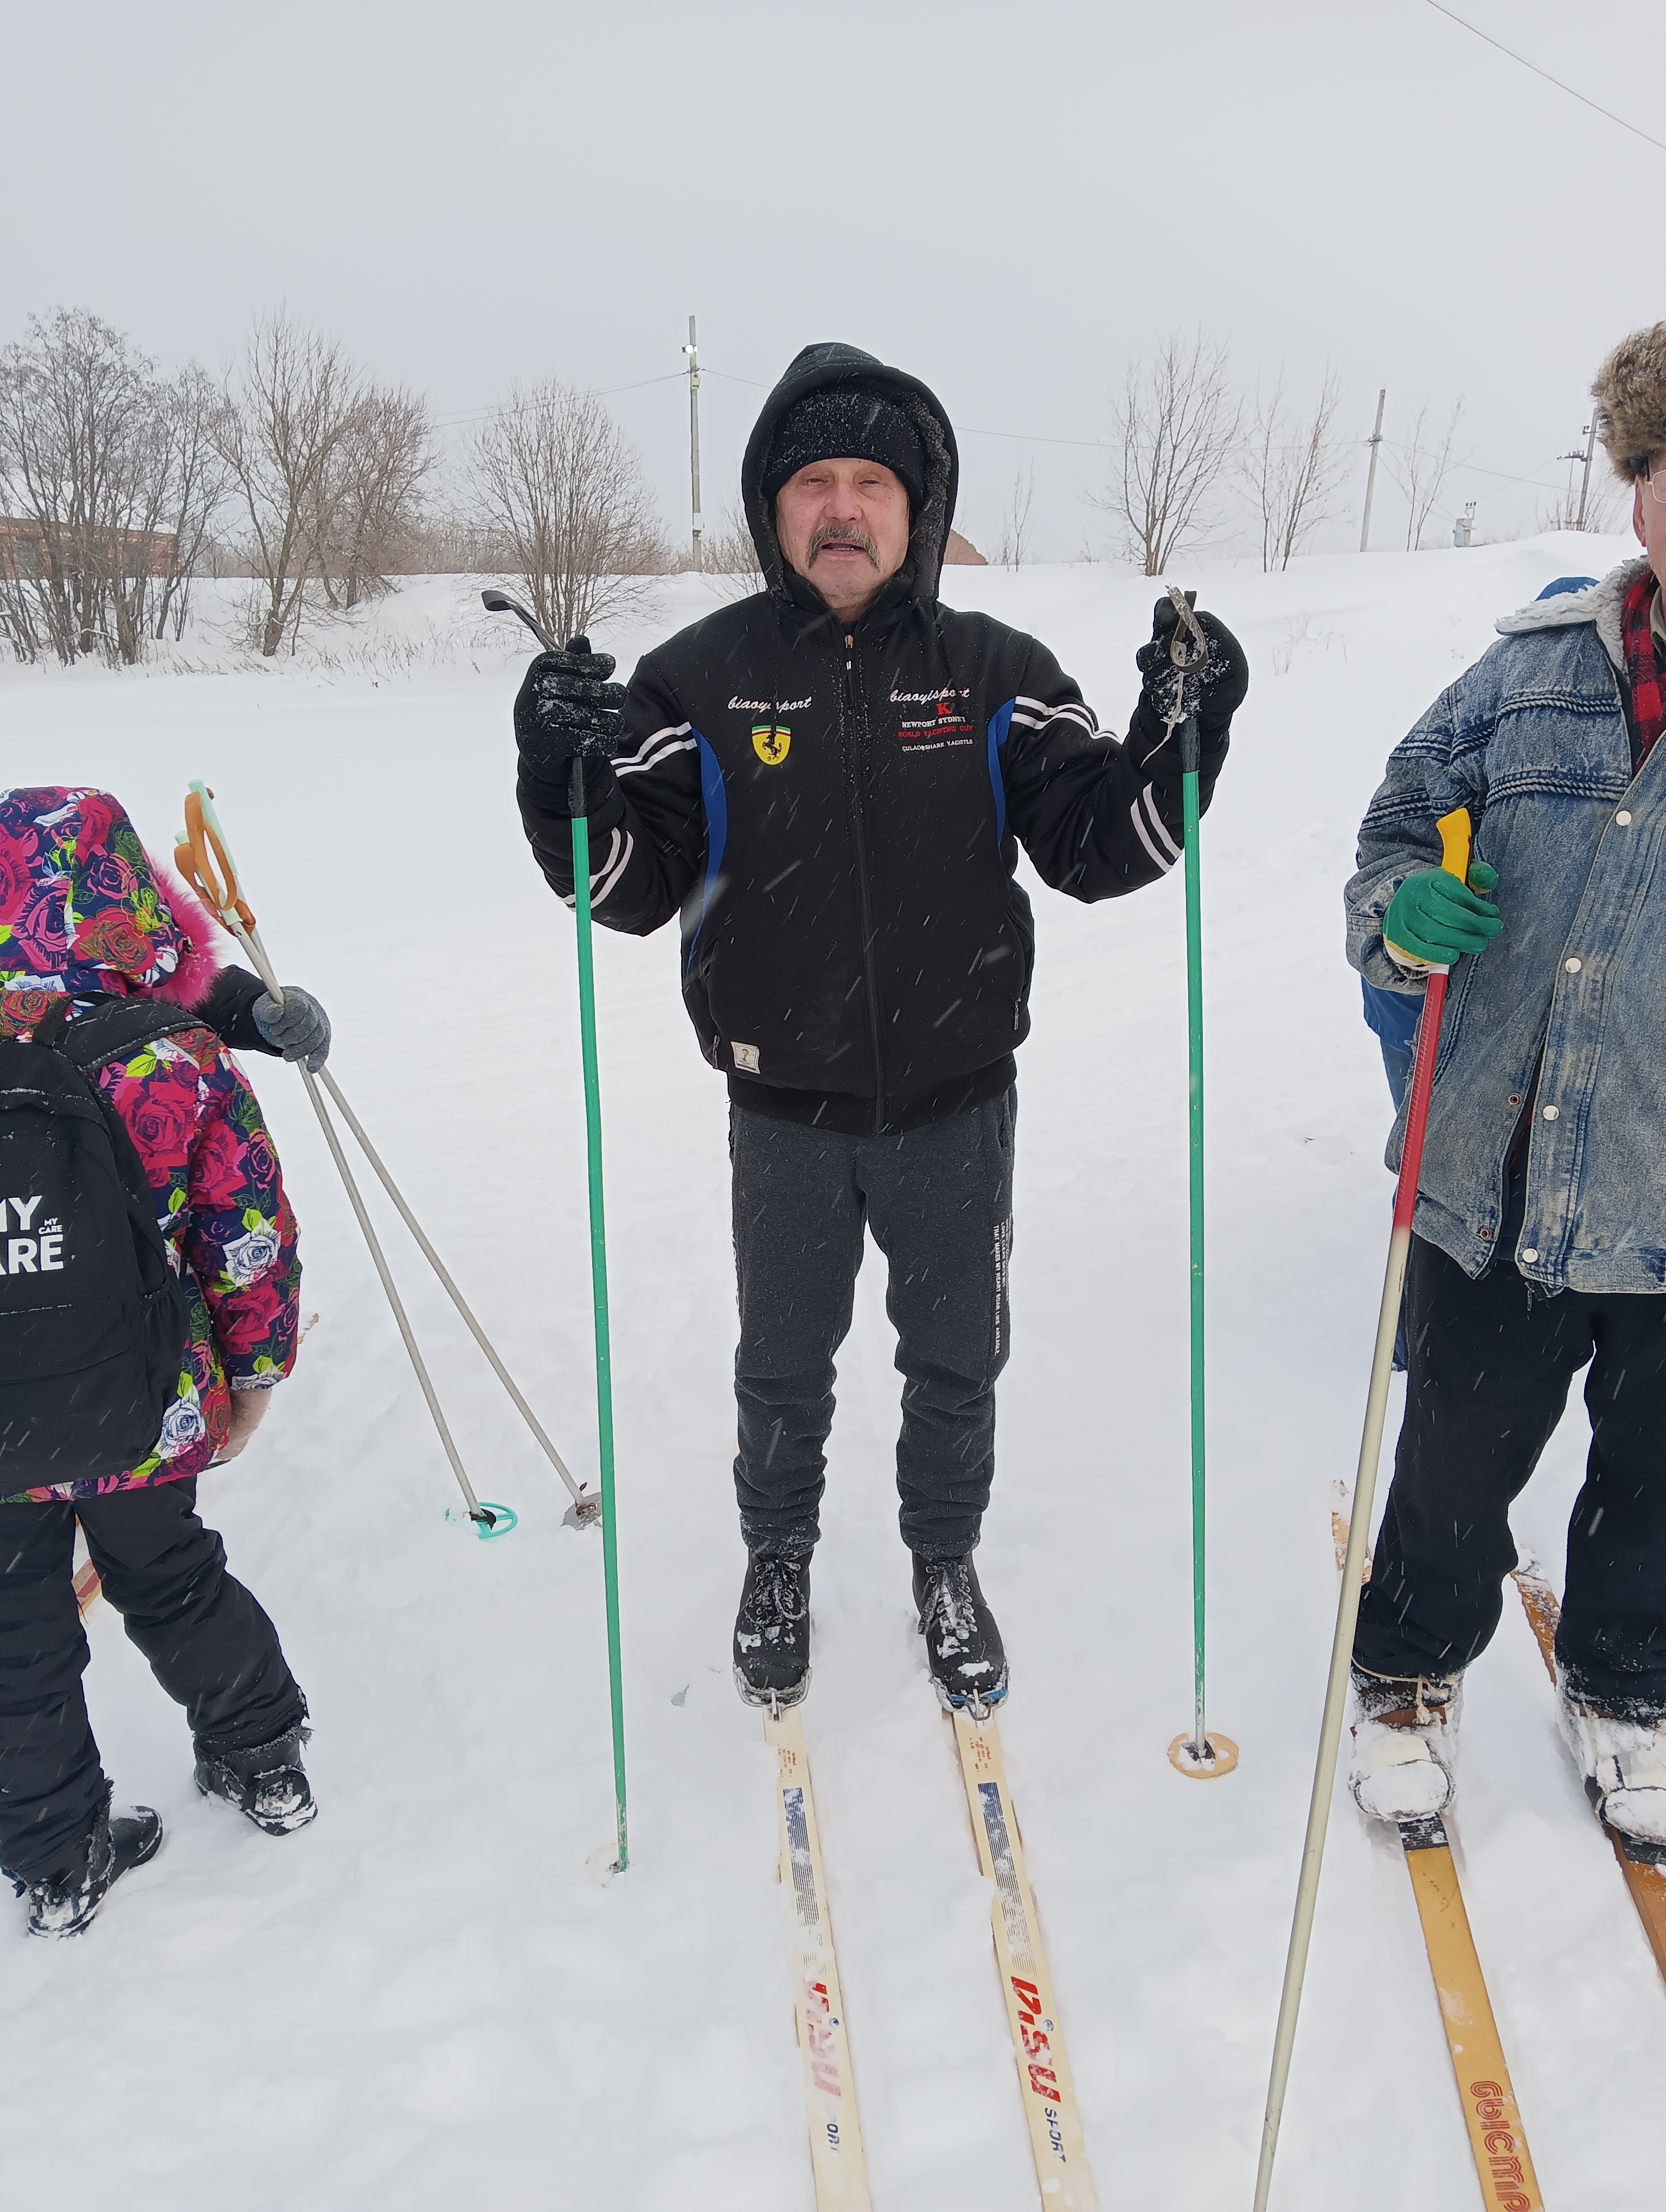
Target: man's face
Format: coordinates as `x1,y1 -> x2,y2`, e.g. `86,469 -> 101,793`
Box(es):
774,458 -> 912,621
1635,464 -> 1666,577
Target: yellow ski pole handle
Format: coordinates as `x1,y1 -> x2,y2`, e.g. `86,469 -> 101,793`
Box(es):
1437,805 -> 1473,882
1383,807 -> 1475,973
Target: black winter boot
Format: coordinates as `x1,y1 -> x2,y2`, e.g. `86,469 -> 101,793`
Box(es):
16,1798 -> 163,1938
733,1553 -> 812,1710
913,1553 -> 1008,1714
195,1721 -> 317,1835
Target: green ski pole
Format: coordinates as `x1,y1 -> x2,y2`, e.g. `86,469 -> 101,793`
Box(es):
570,764 -> 629,1873
1163,594 -> 1238,1784
571,799 -> 629,1870
480,590 -> 630,1861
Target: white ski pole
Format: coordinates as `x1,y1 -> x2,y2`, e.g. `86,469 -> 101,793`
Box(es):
309,1070 -> 591,1516
1252,807 -> 1475,2209
174,785 -> 516,1538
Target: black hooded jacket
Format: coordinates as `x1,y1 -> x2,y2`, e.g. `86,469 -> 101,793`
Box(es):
518,343 -> 1228,1135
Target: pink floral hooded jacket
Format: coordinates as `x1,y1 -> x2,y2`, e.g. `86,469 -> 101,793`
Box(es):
0,787 -> 301,1504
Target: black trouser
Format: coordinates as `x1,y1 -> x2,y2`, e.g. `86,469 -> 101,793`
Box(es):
1355,1230 -> 1666,1715
0,1478 -> 305,1882
730,1090 -> 1015,1561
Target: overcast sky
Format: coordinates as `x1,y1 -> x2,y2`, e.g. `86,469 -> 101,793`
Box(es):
7,0 -> 1664,562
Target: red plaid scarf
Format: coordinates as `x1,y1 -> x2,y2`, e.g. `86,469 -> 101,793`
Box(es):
1620,570 -> 1666,766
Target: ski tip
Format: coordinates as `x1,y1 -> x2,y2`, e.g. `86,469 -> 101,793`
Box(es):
1168,1732 -> 1240,1780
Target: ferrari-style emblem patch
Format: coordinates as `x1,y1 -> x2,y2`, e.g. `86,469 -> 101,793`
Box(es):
752,723 -> 791,765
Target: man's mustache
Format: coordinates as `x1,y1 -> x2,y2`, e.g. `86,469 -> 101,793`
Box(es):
809,523 -> 879,565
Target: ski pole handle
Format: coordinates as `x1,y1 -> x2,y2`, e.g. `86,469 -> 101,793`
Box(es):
1436,806 -> 1472,884
174,785 -> 257,934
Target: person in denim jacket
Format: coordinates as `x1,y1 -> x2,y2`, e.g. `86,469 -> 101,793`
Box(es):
1341,326 -> 1666,1848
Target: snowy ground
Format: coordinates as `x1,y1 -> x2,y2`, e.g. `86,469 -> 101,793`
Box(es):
3,539 -> 1659,2210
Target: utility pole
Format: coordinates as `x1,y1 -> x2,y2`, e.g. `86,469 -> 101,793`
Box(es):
1577,418 -> 1597,530
1360,388 -> 1386,554
1559,428 -> 1594,530
683,315 -> 703,571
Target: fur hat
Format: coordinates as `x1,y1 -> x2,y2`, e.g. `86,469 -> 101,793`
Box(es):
1592,323 -> 1666,481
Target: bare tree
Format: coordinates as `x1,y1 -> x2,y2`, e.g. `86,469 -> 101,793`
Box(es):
694,499 -> 765,598
0,309 -> 192,665
148,365 -> 229,641
311,385 -> 435,610
1240,371 -> 1350,571
993,461 -> 1035,569
1096,331 -> 1241,575
1386,398 -> 1467,551
469,382 -> 668,643
211,317 -> 365,655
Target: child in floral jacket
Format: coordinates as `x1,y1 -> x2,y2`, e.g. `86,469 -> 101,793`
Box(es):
0,786 -> 314,1937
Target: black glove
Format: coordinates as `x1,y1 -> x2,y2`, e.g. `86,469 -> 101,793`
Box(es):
1128,600 -> 1250,773
251,985 -> 331,1073
514,636 -> 627,816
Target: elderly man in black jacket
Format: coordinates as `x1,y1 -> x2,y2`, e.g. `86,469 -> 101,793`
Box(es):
515,342 -> 1247,1714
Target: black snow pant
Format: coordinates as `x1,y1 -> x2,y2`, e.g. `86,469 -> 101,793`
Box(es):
1354,1229 -> 1666,1716
0,1477 -> 305,1883
729,1090 -> 1016,1562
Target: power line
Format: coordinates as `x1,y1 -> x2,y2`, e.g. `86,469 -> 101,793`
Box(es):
432,371 -> 685,432
704,367 -> 1105,447
435,352 -> 1573,503
1422,0 -> 1666,156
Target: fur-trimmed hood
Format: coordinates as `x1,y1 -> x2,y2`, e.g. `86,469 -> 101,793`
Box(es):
740,342 -> 959,606
1494,557 -> 1651,670
0,786 -> 226,1032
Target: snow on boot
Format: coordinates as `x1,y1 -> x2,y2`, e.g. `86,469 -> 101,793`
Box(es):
732,1553 -> 812,1711
1555,1667 -> 1666,1848
913,1553 -> 1008,1715
1348,1666 -> 1463,1823
195,1722 -> 317,1836
16,1799 -> 162,1938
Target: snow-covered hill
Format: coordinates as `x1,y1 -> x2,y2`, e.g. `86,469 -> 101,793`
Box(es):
3,538 -> 1656,2210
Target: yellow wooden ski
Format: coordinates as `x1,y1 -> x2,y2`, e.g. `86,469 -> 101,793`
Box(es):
1513,1565 -> 1666,1986
951,1709 -> 1099,2210
1397,1817 -> 1545,2210
763,1708 -> 873,2211
1333,1485 -> 1543,2209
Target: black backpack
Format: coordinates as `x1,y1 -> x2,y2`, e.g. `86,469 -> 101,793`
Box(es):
0,996 -> 201,1487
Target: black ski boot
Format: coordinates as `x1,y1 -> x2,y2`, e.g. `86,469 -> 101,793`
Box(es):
733,1553 -> 812,1711
913,1553 -> 1009,1714
195,1721 -> 317,1835
15,1798 -> 163,1938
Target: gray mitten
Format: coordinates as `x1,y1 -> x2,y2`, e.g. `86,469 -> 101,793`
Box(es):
252,986 -> 331,1073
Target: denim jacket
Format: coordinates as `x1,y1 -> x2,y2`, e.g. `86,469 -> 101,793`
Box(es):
1345,556 -> 1666,1295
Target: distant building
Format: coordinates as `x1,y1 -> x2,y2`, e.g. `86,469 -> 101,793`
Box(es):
943,529 -> 988,567
0,517 -> 177,583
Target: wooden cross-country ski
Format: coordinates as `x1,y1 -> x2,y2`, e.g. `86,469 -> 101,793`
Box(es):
1512,1564 -> 1666,1986
74,1561 -> 102,1617
1334,1486 -> 1543,2210
762,1707 -> 872,2211
951,1708 -> 1099,2210
1396,1814 -> 1545,2211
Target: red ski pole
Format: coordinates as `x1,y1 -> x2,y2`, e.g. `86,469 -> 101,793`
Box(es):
1253,806 -> 1473,2210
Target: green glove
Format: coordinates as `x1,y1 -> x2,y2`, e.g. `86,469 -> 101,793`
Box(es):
1383,861 -> 1500,966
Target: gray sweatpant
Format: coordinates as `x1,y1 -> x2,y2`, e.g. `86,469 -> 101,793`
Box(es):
729,1090 -> 1015,1561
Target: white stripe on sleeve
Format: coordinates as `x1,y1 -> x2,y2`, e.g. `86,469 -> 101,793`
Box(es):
1140,783 -> 1183,865
1130,793 -> 1175,873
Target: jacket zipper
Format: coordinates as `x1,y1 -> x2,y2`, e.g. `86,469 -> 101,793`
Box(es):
841,626 -> 888,1132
